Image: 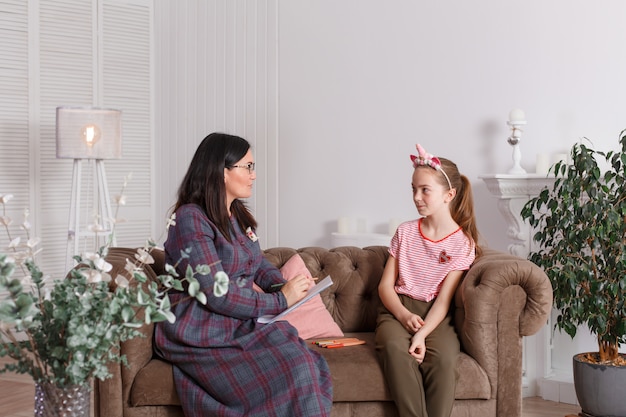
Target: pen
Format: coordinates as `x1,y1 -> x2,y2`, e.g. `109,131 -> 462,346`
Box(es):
270,277 -> 318,288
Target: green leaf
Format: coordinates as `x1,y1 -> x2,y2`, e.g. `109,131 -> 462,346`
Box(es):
213,271 -> 229,297
170,279 -> 184,291
121,306 -> 134,322
185,265 -> 194,280
195,292 -> 207,305
164,263 -> 178,277
159,295 -> 171,311
195,264 -> 211,275
163,310 -> 176,324
188,278 -> 199,297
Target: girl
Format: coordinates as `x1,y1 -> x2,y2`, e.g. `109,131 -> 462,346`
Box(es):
375,144 -> 481,417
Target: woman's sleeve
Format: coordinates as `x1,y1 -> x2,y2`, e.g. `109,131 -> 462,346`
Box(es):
165,206 -> 287,320
253,256 -> 285,291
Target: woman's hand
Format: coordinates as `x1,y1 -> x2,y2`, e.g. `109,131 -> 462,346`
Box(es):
409,331 -> 426,364
280,274 -> 311,307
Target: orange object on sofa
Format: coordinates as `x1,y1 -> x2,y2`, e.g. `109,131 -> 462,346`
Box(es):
94,246 -> 552,417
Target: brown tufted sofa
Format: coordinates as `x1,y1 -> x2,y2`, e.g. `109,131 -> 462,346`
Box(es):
95,246 -> 552,417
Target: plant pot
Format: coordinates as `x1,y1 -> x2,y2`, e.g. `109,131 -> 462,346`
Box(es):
34,381 -> 91,417
573,353 -> 626,417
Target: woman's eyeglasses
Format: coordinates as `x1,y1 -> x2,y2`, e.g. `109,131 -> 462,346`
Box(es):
228,162 -> 255,174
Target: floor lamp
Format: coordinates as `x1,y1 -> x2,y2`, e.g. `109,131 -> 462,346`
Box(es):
56,107 -> 122,270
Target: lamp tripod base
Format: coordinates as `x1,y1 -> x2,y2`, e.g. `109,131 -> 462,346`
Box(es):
65,159 -> 116,271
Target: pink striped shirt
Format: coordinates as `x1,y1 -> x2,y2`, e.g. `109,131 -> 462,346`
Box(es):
389,218 -> 475,302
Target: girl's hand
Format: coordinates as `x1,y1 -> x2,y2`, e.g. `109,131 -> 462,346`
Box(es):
280,274 -> 310,307
409,332 -> 426,364
401,312 -> 425,334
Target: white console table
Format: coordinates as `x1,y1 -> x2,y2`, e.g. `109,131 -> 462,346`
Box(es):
480,173 -> 557,399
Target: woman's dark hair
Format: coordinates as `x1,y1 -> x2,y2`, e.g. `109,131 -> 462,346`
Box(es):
174,132 -> 257,241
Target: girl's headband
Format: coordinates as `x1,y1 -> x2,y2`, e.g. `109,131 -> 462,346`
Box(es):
410,144 -> 452,189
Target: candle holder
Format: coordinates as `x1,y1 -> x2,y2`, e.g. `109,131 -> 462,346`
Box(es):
506,109 -> 527,174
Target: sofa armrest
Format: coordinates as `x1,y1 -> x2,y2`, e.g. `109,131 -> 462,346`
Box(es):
94,325 -> 155,417
454,249 -> 552,417
94,361 -> 123,417
94,247 -> 164,417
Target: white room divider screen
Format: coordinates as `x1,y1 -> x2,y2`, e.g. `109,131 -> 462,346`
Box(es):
0,0 -> 153,282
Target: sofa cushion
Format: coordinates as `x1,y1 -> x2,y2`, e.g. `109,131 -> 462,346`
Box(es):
310,332 -> 491,403
310,332 -> 391,402
455,352 -> 491,400
131,333 -> 490,407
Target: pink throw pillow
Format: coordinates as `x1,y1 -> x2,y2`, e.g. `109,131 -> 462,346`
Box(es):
254,254 -> 344,339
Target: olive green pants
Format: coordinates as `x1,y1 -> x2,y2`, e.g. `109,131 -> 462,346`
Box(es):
375,295 -> 459,417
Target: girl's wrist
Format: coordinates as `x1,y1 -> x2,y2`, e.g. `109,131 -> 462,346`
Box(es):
412,328 -> 426,339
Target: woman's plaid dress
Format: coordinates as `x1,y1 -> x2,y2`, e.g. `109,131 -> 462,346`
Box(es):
154,204 -> 333,417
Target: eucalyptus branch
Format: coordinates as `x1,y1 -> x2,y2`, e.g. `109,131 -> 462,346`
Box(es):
1,178 -> 230,386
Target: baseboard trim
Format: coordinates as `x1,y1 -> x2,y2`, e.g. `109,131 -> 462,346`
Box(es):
538,376 -> 579,405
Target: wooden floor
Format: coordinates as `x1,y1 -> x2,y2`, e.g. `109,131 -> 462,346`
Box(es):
1,362 -> 34,417
522,397 -> 581,417
0,357 -> 581,417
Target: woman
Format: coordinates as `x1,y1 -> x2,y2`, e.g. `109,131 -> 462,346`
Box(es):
154,132 -> 333,417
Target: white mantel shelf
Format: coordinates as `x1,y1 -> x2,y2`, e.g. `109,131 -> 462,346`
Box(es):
479,174 -> 556,259
480,173 -> 556,199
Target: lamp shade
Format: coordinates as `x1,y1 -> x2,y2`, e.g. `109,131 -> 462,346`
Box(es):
56,107 -> 122,159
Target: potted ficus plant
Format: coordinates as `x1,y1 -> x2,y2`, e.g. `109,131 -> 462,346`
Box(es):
521,129 -> 626,417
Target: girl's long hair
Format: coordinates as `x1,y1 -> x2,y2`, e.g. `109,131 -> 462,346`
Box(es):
426,158 -> 482,258
173,132 -> 256,241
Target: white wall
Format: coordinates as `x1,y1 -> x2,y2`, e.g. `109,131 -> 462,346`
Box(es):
277,0 -> 626,249
154,0 -> 626,251
153,0 -> 280,246
153,0 -> 626,399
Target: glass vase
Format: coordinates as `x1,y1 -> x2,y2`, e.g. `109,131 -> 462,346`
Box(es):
34,381 -> 91,417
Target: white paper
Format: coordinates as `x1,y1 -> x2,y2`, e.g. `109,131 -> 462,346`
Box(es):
257,275 -> 333,324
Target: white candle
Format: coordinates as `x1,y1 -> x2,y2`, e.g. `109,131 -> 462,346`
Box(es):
337,217 -> 351,234
508,108 -> 526,122
535,153 -> 550,175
